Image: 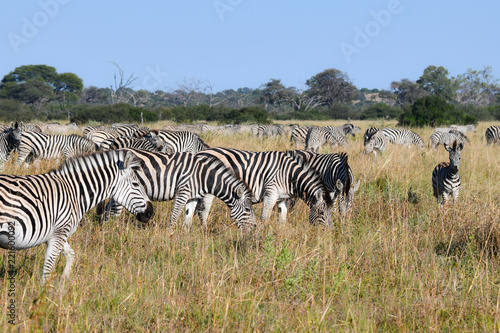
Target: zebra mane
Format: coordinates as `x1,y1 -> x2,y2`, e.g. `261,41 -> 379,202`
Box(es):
51,150 -> 135,176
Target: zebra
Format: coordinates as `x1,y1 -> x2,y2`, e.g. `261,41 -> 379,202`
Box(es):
325,126 -> 349,146
197,147 -> 333,226
156,130 -> 209,153
87,129 -> 120,146
485,126 -> 500,145
287,150 -> 360,217
100,149 -> 256,230
0,149 -> 153,282
429,129 -> 469,150
305,127 -> 340,153
82,125 -> 106,137
381,128 -> 425,148
99,136 -> 159,152
16,132 -> 98,165
450,124 -> 476,134
44,123 -> 80,134
20,122 -> 43,133
257,124 -> 284,137
290,126 -> 311,148
0,122 -> 22,168
364,128 -> 387,157
432,140 -> 463,205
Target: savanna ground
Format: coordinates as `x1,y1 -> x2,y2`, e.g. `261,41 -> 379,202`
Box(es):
2,120 -> 500,332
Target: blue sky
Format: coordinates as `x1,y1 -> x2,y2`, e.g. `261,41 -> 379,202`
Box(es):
1,0 -> 499,93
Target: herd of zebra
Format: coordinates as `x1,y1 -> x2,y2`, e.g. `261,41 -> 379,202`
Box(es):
0,120 -> 499,282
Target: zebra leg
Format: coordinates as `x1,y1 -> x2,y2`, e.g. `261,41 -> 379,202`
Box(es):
441,192 -> 450,206
184,200 -> 198,230
42,237 -> 67,283
196,194 -> 215,227
169,192 -> 190,226
277,200 -> 288,224
61,242 -> 76,279
261,193 -> 279,222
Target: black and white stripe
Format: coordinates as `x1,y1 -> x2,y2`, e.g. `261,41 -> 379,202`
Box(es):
99,136 -> 159,152
287,150 -> 360,217
364,128 -> 387,157
485,125 -> 500,145
197,147 -> 333,226
156,130 -> 209,153
290,126 -> 311,149
0,149 -> 153,282
0,122 -> 22,168
305,127 -> 340,153
429,129 -> 469,150
381,128 -> 425,148
102,149 -> 256,229
16,132 -> 98,165
257,124 -> 284,137
432,140 -> 463,205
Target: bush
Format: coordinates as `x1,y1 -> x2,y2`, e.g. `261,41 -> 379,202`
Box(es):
70,104 -> 159,124
398,96 -> 477,127
360,103 -> 402,120
0,99 -> 35,122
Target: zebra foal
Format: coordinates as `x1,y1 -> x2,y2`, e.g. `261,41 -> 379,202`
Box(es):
0,150 -> 153,283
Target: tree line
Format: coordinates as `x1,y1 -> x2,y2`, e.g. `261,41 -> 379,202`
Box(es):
0,64 -> 499,126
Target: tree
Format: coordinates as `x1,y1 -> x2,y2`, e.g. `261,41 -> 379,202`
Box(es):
2,79 -> 54,114
306,68 -> 358,106
110,62 -> 137,105
260,79 -> 294,111
456,66 -> 499,106
1,64 -> 58,85
417,65 -> 457,102
390,79 -> 429,107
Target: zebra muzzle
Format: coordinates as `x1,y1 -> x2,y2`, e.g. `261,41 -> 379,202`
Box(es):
136,201 -> 154,223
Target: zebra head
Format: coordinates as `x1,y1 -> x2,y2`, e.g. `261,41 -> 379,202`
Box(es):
308,192 -> 333,227
112,151 -> 154,223
228,184 -> 256,230
334,153 -> 360,218
444,140 -> 463,170
9,122 -> 22,149
364,129 -> 384,155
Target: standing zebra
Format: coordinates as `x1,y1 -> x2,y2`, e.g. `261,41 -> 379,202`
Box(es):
485,125 -> 500,145
305,127 -> 340,153
16,132 -> 98,165
257,124 -> 284,137
156,130 -> 209,153
197,147 -> 333,226
287,150 -> 360,217
86,129 -> 120,146
429,129 -> 469,150
101,149 -> 256,230
0,122 -> 22,169
364,128 -> 387,157
432,140 -> 463,205
381,128 -> 425,148
0,150 -> 153,282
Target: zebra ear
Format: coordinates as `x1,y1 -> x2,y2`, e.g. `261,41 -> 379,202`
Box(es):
10,121 -> 14,128
444,143 -> 451,152
353,180 -> 360,192
457,142 -> 464,151
336,179 -> 344,191
122,151 -> 141,171
236,185 -> 246,199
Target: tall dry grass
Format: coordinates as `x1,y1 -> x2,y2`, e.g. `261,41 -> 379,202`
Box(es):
1,120 -> 500,331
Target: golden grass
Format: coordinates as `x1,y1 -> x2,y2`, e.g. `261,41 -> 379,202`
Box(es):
2,120 -> 500,331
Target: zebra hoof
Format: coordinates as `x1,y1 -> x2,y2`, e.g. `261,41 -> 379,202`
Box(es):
136,202 -> 154,223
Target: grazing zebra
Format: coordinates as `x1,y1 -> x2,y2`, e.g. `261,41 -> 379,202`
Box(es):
101,149 -> 256,230
305,127 -> 339,153
450,124 -> 476,134
485,125 -> 500,145
257,124 -> 284,137
99,136 -> 159,152
429,129 -> 469,150
156,130 -> 209,153
290,126 -> 311,148
197,147 -> 333,226
364,128 -> 387,157
325,126 -> 349,146
16,132 -> 98,165
287,150 -> 360,217
0,150 -> 153,282
432,140 -> 463,205
0,122 -> 22,168
381,128 -> 425,148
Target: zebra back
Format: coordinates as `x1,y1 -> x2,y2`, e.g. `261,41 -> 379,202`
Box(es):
157,130 -> 209,153
485,125 -> 500,145
100,136 -> 158,151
